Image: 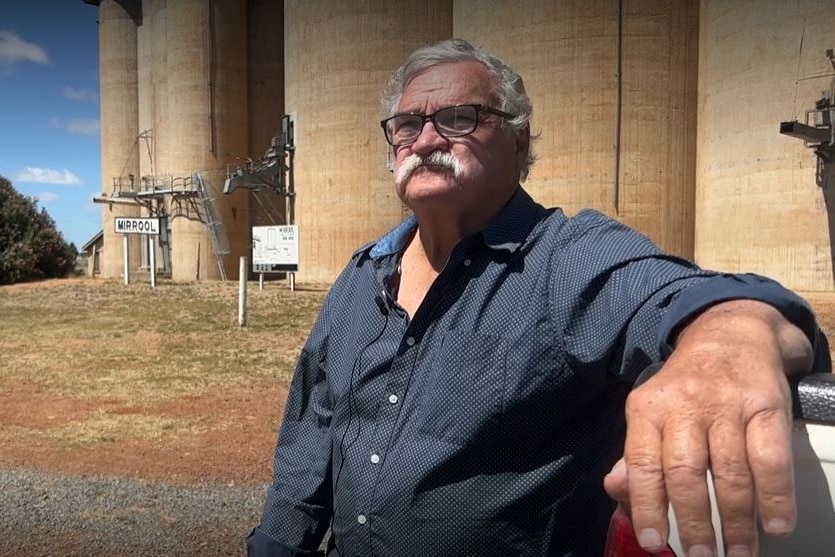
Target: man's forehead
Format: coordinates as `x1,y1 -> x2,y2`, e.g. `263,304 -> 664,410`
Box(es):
397,61 -> 494,111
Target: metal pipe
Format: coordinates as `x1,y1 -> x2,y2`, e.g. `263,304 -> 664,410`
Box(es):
613,0 -> 623,215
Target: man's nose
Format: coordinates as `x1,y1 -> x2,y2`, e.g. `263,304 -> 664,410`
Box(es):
410,118 -> 449,154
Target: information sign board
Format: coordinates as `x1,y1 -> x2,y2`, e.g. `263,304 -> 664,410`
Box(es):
252,225 -> 299,273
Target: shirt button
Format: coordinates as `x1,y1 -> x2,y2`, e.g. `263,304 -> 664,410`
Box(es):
388,394 -> 398,404
357,514 -> 367,525
370,453 -> 381,464
464,258 -> 472,266
406,337 -> 415,346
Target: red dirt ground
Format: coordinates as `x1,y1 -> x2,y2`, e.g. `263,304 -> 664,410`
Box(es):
0,377 -> 288,486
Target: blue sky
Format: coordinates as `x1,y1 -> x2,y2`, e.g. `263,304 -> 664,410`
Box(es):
0,1 -> 101,249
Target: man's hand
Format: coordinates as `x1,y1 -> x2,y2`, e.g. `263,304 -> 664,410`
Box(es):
605,300 -> 814,556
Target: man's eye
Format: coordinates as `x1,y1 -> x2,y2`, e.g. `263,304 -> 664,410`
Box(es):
395,119 -> 421,135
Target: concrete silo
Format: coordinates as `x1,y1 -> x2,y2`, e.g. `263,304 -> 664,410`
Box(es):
696,0 -> 834,291
453,0 -> 699,258
284,0 -> 453,283
97,0 -> 143,278
155,0 -> 249,281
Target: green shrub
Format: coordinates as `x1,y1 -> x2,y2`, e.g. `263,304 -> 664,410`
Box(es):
0,174 -> 77,284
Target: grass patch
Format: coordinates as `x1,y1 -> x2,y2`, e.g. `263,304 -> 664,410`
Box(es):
1,411 -> 211,447
0,278 -> 325,403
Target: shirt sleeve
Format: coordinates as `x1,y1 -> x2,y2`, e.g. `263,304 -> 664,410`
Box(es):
554,209 -> 830,383
656,272 -> 831,374
248,296 -> 336,556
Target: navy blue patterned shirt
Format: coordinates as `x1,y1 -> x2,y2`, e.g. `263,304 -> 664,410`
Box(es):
247,188 -> 829,557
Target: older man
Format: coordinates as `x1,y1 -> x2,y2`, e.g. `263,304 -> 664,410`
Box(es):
248,39 -> 829,557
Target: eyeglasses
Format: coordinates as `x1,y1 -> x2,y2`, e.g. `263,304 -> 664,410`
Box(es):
381,104 -> 516,147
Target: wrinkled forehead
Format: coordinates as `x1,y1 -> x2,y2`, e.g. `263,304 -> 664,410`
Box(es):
396,61 -> 497,113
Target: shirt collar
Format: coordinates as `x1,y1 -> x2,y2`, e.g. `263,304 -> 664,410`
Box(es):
481,187 -> 544,252
365,187 -> 545,260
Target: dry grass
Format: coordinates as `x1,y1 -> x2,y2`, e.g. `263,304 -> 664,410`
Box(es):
2,412 -> 210,446
0,278 -> 325,446
0,278 -> 325,403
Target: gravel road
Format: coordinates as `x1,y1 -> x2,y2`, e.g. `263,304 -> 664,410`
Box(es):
0,467 -> 267,556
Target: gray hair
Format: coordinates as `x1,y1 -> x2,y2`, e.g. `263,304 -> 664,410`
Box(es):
381,38 -> 537,181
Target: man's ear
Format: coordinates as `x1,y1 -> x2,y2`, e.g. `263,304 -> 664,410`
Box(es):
516,125 -> 531,172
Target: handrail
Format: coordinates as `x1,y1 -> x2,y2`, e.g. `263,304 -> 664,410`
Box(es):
795,373 -> 835,424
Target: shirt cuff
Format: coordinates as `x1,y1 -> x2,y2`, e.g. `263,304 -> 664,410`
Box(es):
246,527 -> 326,557
657,273 -> 821,360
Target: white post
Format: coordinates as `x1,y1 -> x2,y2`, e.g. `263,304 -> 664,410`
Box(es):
238,256 -> 248,326
259,272 -> 264,291
289,272 -> 296,292
123,235 -> 129,285
149,235 -> 156,289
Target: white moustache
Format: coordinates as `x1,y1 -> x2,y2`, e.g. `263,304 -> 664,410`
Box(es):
395,151 -> 463,187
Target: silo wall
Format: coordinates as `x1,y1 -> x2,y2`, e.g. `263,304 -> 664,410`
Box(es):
247,0 -> 288,264
453,0 -> 698,258
99,0 -> 143,278
157,0 -> 249,281
696,0 -> 834,290
284,0 -> 454,283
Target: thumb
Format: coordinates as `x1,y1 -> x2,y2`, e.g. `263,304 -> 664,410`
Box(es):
604,458 -> 630,507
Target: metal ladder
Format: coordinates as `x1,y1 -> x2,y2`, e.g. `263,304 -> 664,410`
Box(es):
193,172 -> 230,281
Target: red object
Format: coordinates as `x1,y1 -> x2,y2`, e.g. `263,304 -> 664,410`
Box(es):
605,504 -> 678,556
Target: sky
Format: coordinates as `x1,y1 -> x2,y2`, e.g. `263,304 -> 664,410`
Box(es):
0,1 -> 101,249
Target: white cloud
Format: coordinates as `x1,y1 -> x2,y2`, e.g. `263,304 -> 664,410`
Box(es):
15,167 -> 82,185
62,86 -> 98,102
50,117 -> 100,135
0,30 -> 48,67
36,192 -> 59,202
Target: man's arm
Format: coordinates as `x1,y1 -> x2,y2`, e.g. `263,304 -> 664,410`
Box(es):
615,299 -> 818,556
247,302 -> 335,557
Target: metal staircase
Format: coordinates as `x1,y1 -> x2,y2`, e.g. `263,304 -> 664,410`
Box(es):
193,172 -> 231,281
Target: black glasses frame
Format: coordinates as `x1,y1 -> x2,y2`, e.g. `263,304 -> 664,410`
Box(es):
380,104 -> 516,147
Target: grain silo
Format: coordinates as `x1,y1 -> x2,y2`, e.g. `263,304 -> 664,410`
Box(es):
91,0 -> 253,281
86,0 -> 832,290
97,0 -> 143,277
453,0 -> 699,258
158,0 -> 249,281
696,0 -> 834,290
284,0 -> 453,283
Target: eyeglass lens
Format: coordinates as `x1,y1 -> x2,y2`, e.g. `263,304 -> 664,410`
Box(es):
387,105 -> 479,145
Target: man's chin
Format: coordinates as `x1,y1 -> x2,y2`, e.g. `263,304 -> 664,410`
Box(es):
398,179 -> 462,207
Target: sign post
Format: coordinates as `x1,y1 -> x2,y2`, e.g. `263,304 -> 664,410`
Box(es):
114,217 -> 161,287
123,235 -> 129,285
149,235 -> 156,288
239,256 -> 248,326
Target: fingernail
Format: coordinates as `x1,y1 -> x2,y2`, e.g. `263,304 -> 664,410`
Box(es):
638,528 -> 663,549
687,544 -> 715,557
765,518 -> 793,535
726,545 -> 751,557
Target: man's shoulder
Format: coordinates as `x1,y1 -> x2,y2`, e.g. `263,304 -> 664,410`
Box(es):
537,206 -> 631,240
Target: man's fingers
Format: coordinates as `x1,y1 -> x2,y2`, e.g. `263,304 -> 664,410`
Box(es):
747,408 -> 797,537
624,401 -> 669,552
662,418 -> 715,555
708,417 -> 757,556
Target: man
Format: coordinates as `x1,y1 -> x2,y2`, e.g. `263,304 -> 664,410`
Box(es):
248,39 -> 830,556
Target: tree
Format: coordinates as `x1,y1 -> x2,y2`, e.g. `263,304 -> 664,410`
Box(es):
0,174 -> 77,285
